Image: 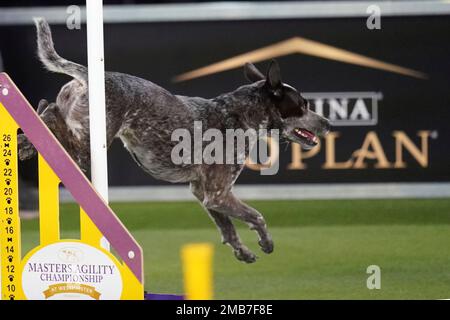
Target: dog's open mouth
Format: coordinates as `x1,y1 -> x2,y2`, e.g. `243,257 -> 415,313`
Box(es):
293,128 -> 319,146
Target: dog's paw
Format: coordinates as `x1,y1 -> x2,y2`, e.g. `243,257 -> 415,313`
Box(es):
234,246 -> 258,263
37,99 -> 49,115
258,238 -> 274,254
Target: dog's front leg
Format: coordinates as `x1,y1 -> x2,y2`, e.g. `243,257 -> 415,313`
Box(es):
208,209 -> 257,263
190,182 -> 257,263
204,191 -> 274,255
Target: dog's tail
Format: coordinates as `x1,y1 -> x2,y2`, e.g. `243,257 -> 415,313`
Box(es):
34,17 -> 87,83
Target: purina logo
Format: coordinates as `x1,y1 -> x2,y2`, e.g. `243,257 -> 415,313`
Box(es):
304,92 -> 382,126
168,35 -> 436,173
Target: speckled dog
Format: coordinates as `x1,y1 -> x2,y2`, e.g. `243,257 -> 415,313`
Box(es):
20,18 -> 330,263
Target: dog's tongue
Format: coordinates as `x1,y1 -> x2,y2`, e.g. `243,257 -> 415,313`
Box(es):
299,129 -> 315,139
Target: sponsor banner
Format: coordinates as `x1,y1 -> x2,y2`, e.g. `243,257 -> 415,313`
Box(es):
21,242 -> 123,300
0,15 -> 448,184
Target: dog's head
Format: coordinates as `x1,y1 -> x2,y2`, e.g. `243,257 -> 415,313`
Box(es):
244,60 -> 330,149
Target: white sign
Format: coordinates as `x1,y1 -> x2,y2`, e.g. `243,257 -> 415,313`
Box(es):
21,242 -> 123,300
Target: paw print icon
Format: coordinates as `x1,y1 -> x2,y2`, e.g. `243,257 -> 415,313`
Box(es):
6,217 -> 12,224
5,178 -> 11,185
6,197 -> 12,204
8,275 -> 14,282
7,255 -> 13,262
5,159 -> 10,166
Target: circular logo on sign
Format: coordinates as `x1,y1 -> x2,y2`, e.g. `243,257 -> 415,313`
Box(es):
21,242 -> 123,300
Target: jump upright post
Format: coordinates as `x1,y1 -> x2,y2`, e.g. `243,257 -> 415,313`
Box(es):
86,0 -> 110,252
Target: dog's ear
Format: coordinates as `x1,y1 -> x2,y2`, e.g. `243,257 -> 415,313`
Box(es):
264,60 -> 283,98
244,62 -> 265,83
266,60 -> 282,90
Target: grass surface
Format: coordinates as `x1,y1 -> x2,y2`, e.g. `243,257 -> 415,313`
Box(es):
20,198 -> 450,299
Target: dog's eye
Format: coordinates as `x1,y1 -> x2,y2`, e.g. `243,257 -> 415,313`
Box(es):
304,99 -> 310,110
300,98 -> 309,111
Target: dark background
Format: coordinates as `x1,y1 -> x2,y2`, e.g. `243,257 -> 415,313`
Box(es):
0,15 -> 449,185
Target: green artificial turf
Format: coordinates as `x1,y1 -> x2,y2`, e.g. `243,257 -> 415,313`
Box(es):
19,198 -> 450,299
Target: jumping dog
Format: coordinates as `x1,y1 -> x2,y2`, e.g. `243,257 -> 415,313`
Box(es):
19,19 -> 330,263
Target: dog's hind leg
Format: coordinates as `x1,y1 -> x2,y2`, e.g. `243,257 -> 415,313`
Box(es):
190,182 -> 257,263
17,134 -> 38,161
17,99 -> 51,160
18,102 -> 91,172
